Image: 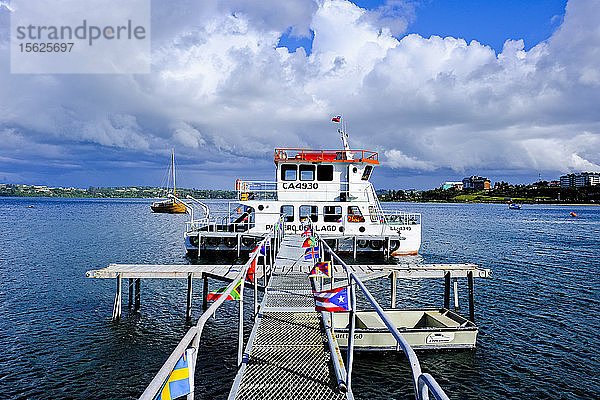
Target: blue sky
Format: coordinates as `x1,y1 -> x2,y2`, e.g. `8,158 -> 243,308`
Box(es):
1,0 -> 599,190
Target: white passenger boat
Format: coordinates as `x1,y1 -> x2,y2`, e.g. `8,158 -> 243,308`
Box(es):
184,127 -> 421,257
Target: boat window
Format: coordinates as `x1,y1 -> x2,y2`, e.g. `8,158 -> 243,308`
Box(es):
317,165 -> 334,181
281,164 -> 297,181
347,206 -> 365,223
299,205 -> 318,222
281,205 -> 294,222
361,165 -> 373,180
323,205 -> 342,222
299,164 -> 315,181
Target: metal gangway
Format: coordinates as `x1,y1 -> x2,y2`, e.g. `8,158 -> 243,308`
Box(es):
138,218 -> 451,400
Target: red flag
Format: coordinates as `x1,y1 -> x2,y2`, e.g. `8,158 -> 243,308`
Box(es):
331,115 -> 341,123
246,257 -> 256,283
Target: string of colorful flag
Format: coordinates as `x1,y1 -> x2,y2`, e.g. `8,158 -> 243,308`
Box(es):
301,217 -> 351,313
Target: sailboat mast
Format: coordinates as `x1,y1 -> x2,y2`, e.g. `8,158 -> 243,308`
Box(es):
172,149 -> 176,196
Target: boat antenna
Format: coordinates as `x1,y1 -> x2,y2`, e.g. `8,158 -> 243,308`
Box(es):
338,115 -> 352,160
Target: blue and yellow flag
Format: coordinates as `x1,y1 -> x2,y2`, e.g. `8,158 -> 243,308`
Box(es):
156,348 -> 195,400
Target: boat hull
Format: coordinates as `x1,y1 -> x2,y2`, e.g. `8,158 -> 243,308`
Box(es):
151,201 -> 187,214
333,308 -> 478,350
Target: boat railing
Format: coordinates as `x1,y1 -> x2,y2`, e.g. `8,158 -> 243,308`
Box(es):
236,180 -> 277,201
311,226 -> 450,400
139,215 -> 286,400
274,148 -> 379,164
381,210 -> 422,225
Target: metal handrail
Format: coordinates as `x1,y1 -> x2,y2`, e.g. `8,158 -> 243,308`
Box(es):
139,214 -> 286,400
314,233 -> 450,400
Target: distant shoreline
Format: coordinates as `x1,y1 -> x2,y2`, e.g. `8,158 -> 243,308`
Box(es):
3,195 -> 598,206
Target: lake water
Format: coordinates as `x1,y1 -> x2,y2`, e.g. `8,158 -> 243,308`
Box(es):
0,198 -> 598,399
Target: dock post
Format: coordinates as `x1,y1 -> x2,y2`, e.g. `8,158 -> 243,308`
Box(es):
197,233 -> 201,261
390,271 -> 397,308
262,255 -> 267,288
128,278 -> 133,308
444,272 -> 451,309
134,278 -> 141,311
202,275 -> 208,311
112,273 -> 122,321
253,263 -> 258,318
385,237 -> 390,261
237,234 -> 241,258
353,236 -> 357,261
186,273 -> 193,321
237,280 -> 245,366
468,271 -> 475,322
453,278 -> 460,309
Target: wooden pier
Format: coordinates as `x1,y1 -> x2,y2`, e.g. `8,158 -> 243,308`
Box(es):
86,227 -> 490,399
228,234 -> 348,399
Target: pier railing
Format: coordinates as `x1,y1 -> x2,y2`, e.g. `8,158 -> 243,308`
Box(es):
139,215 -> 286,400
311,226 -> 450,400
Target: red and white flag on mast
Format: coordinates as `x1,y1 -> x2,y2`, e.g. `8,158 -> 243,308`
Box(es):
331,115 -> 341,123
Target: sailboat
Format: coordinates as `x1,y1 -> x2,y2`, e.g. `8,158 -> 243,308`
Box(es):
151,150 -> 187,214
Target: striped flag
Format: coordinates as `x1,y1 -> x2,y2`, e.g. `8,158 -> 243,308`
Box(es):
309,261 -> 330,278
313,286 -> 350,312
331,115 -> 341,123
207,279 -> 241,301
155,348 -> 195,400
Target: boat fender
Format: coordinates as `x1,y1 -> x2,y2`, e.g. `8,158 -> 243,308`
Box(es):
206,237 -> 221,247
357,239 -> 368,248
570,212 -> 577,217
242,237 -> 256,247
369,240 -> 383,250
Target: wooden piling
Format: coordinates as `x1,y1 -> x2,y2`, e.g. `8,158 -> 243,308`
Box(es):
444,272 -> 450,309
197,233 -> 201,261
134,278 -> 141,311
128,278 -> 134,308
112,273 -> 122,321
390,271 -> 397,308
186,273 -> 193,321
468,271 -> 475,322
453,278 -> 459,309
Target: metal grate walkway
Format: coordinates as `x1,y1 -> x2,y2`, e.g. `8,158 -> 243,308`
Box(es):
228,235 -> 348,400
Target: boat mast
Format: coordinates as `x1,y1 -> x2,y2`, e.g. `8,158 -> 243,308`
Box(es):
172,149 -> 176,196
338,116 -> 352,160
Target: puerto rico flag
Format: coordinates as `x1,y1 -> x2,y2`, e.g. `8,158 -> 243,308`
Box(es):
313,286 -> 350,312
331,115 -> 341,123
309,261 -> 330,278
304,246 -> 320,261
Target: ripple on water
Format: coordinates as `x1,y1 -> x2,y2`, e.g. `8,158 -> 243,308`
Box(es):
0,199 -> 599,399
